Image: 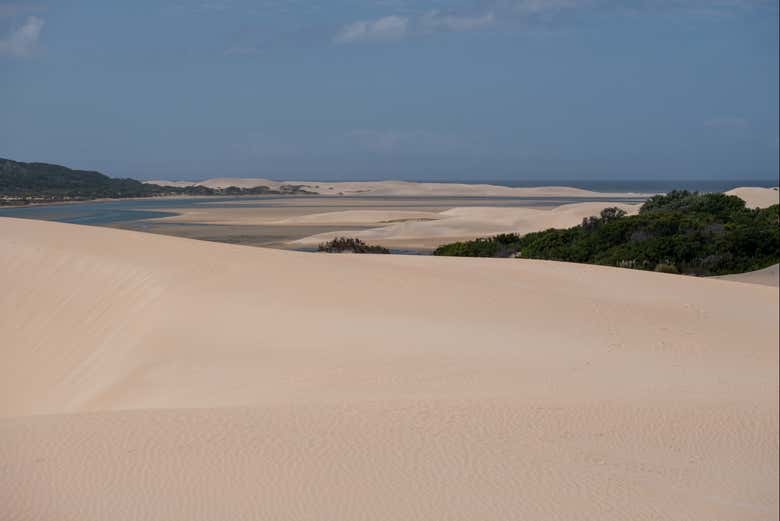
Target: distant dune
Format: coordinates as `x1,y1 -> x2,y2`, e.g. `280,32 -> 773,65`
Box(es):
146,178 -> 650,198
147,179 -> 780,208
714,264 -> 779,287
725,186 -> 779,209
271,209 -> 441,225
1,217 -> 777,520
293,202 -> 642,247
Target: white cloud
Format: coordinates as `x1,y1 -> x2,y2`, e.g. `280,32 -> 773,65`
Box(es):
330,0 -> 778,46
334,15 -> 409,44
334,10 -> 496,44
0,15 -> 43,58
494,0 -> 775,17
420,11 -> 496,32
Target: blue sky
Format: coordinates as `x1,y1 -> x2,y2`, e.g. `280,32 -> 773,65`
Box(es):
0,1 -> 778,181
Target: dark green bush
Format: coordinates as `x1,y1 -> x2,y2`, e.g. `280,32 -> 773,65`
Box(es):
433,233 -> 522,257
318,237 -> 390,254
654,263 -> 680,274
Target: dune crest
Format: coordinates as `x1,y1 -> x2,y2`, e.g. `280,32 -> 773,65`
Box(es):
1,217 -> 777,520
146,178 -> 649,198
725,187 -> 779,209
293,202 -> 641,246
714,264 -> 779,287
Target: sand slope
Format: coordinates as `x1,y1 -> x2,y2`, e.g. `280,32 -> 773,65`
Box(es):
147,178 -> 649,197
271,209 -> 441,225
725,187 -> 779,209
293,202 -> 641,246
1,217 -> 777,520
714,264 -> 779,287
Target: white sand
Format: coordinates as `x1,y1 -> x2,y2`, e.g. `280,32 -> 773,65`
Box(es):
714,264 -> 779,287
139,185 -> 776,251
0,217 -> 777,520
153,208 -> 443,227
271,209 -> 442,225
146,177 -> 279,189
725,187 -> 779,209
147,178 -> 650,197
293,202 -> 641,246
144,200 -> 642,250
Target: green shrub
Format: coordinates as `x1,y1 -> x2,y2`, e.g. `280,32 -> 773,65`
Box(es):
654,263 -> 679,274
433,233 -> 522,257
318,237 -> 390,254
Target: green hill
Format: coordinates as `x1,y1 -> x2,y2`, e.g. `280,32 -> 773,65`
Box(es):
0,158 -> 310,205
0,158 -> 182,201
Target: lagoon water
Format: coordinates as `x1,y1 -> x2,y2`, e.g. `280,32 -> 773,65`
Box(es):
0,194 -> 647,253
1,178 -> 771,228
0,194 -> 646,225
3,179 -> 767,251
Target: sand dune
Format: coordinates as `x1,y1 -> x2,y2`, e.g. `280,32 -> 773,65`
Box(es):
271,209 -> 441,225
146,179 -> 778,208
714,264 -> 779,287
725,187 -> 779,209
1,217 -> 777,520
3,402 -> 777,521
137,186 -> 776,252
146,177 -> 279,189
147,178 -> 649,198
293,202 -> 641,246
144,200 -> 641,250
288,186 -> 776,248
155,208 -> 442,227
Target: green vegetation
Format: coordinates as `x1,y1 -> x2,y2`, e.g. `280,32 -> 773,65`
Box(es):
431,233 -> 524,258
434,191 -> 780,276
318,237 -> 390,254
0,158 -> 312,205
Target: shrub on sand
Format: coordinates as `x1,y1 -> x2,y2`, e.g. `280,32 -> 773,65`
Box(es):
654,263 -> 679,274
318,237 -> 390,254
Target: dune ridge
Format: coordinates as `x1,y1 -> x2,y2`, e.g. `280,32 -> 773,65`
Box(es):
714,264 -> 779,287
292,202 -> 641,246
725,187 -> 779,209
140,187 -> 775,251
146,178 -> 650,198
1,217 -> 777,520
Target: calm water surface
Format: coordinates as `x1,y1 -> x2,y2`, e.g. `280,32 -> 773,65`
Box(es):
4,181 -> 763,253
0,194 -> 648,227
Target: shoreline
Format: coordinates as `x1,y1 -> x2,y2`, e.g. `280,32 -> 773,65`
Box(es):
1,186 -> 775,263
0,193 -> 215,209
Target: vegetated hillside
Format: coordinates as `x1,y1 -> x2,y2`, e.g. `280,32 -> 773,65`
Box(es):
0,158 -> 173,199
0,158 -> 311,205
434,191 -> 780,276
